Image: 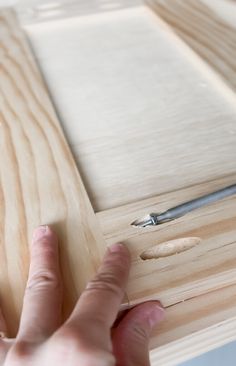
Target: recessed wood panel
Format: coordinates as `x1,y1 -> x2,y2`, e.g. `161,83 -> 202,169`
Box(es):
25,5 -> 236,211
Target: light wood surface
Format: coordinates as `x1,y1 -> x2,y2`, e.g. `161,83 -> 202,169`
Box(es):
140,237 -> 202,260
1,1 -> 236,364
24,5 -> 236,211
150,283 -> 236,365
148,0 -> 236,91
97,175 -> 236,307
0,9 -> 107,335
19,1 -> 236,365
15,0 -> 143,25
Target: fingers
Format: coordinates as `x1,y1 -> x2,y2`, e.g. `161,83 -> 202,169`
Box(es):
18,226 -> 62,342
113,301 -> 164,366
0,306 -> 9,362
67,243 -> 131,330
0,307 -> 8,339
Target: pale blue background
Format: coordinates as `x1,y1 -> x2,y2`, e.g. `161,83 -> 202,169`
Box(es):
180,342 -> 236,366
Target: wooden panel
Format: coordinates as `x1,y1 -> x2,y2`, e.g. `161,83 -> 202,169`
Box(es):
148,0 -> 236,91
0,9 -> 106,336
19,2 -> 236,363
24,5 -> 236,211
150,284 -> 236,365
97,174 -> 236,306
16,0 -> 143,25
1,1 -> 236,364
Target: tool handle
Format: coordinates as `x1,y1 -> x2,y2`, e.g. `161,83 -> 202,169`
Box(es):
157,184 -> 236,222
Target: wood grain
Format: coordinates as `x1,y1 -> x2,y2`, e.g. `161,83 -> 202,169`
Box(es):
1,1 -> 236,364
150,283 -> 236,365
21,3 -> 236,363
0,9 -> 107,336
97,174 -> 236,362
148,0 -> 236,91
24,6 -> 236,211
97,175 -> 236,306
140,237 -> 202,260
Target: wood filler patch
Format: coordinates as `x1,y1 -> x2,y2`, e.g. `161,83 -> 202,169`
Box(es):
140,237 -> 202,260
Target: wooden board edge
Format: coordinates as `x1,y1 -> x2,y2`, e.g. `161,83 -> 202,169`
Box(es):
145,0 -> 236,106
150,283 -> 236,365
150,317 -> 236,366
0,8 -> 118,333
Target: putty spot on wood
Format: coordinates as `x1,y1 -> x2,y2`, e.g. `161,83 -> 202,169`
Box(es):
140,237 -> 202,260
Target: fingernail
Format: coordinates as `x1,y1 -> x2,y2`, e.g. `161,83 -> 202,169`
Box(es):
148,303 -> 165,327
32,225 -> 50,241
109,243 -> 125,253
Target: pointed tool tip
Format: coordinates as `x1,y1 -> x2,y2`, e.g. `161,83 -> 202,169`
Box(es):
131,215 -> 155,228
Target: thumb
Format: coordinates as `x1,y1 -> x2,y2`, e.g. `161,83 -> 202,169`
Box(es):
112,301 -> 164,366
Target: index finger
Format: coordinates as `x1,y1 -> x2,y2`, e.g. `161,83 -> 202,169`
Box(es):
67,243 -> 131,329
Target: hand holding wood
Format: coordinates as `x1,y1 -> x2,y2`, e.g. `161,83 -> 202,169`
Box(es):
0,227 -> 164,366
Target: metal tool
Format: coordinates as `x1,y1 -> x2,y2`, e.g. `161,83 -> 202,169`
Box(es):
131,184 -> 236,227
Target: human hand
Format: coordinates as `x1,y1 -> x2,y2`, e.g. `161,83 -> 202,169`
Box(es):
0,226 -> 164,365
